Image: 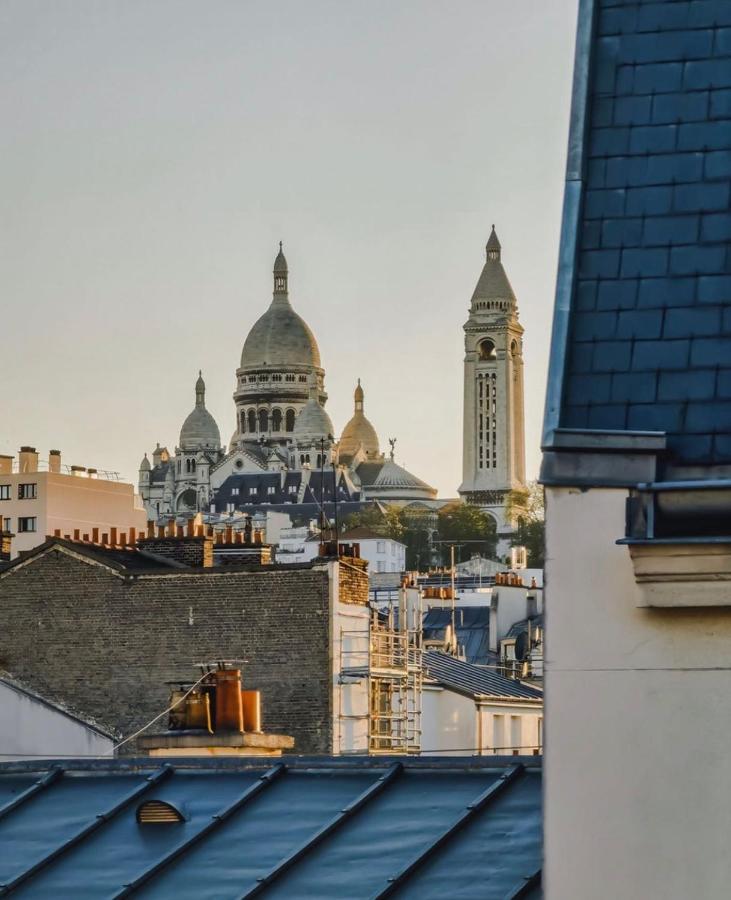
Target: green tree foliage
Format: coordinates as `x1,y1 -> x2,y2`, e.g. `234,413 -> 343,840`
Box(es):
506,481 -> 545,568
342,504 -> 406,542
436,501 -> 497,565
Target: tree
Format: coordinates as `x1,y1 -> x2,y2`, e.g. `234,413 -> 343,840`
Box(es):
506,480 -> 545,568
341,504 -> 406,542
436,502 -> 497,565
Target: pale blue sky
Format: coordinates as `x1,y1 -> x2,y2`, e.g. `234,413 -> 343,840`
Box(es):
1,0 -> 578,495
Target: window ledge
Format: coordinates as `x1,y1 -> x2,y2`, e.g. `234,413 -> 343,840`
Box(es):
619,538 -> 731,608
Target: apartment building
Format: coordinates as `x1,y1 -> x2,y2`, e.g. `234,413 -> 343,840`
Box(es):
0,446 -> 146,557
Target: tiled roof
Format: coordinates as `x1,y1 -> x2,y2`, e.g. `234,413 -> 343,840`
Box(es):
0,757 -> 542,898
0,539 -> 184,576
547,0 -> 731,467
423,651 -> 543,701
423,607 -> 494,666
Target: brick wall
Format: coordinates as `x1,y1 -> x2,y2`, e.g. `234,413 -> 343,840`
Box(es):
0,548 -> 333,753
338,558 -> 369,605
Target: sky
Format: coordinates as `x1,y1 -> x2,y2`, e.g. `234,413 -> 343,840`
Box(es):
1,0 -> 578,497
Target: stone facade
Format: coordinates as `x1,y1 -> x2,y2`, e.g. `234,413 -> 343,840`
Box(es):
0,544 -> 363,754
459,228 -> 526,550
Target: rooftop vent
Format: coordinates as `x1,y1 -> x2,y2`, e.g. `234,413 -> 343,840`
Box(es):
136,800 -> 184,825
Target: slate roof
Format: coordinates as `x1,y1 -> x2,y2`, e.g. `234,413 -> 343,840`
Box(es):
545,0 -> 731,468
213,470 -> 360,512
423,606 -> 494,665
423,651 -> 543,702
0,539 -> 184,577
0,756 -> 542,899
422,606 -> 497,665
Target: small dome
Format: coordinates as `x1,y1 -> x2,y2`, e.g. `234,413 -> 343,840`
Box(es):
139,453 -> 151,471
293,375 -> 333,442
179,372 -> 221,451
293,400 -> 334,443
339,380 -> 380,460
373,459 -> 433,491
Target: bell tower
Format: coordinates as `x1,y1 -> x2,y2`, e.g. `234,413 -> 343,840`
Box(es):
459,227 -> 526,550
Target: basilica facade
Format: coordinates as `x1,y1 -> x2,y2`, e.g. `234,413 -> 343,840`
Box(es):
139,245 -> 436,521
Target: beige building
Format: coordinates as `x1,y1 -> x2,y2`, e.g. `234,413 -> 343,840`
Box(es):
0,446 -> 145,557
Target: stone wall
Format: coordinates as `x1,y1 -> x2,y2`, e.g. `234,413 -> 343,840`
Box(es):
0,548 -> 333,753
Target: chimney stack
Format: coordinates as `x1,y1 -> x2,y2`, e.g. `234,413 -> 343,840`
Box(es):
0,530 -> 13,563
48,450 -> 61,474
18,447 -> 38,473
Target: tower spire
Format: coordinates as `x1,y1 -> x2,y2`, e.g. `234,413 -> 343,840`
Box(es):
486,225 -> 501,261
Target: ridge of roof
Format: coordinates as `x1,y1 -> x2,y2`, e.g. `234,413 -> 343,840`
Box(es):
423,650 -> 542,701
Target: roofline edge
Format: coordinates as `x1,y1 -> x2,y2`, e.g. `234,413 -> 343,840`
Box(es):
541,0 -> 598,449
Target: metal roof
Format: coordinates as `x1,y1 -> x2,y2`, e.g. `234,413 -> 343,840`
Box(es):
543,0 -> 731,469
0,756 -> 542,898
423,651 -> 543,702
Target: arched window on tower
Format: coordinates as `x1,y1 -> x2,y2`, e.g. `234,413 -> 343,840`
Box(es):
191,459 -> 196,473
240,411 -> 246,434
285,409 -> 296,432
271,409 -> 282,433
478,338 -> 497,361
258,409 -> 269,433
248,409 -> 256,433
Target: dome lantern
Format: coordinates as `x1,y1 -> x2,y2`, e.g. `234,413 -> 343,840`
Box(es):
339,379 -> 380,461
273,241 -> 288,296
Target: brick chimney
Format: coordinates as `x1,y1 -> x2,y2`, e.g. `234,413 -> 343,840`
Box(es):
137,521 -> 214,568
48,450 -> 61,474
18,447 -> 38,473
0,455 -> 12,475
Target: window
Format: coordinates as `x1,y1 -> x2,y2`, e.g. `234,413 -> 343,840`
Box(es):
285,409 -> 296,432
258,409 -> 268,433
267,486 -> 275,495
272,374 -> 282,382
478,338 -> 496,361
3,518 -> 10,531
18,517 -> 37,533
377,561 -> 385,573
298,375 -> 307,383
377,541 -> 385,553
510,715 -> 521,756
249,487 -> 257,496
0,486 -> 9,501
248,375 -> 256,383
271,409 -> 282,433
248,409 -> 257,433
18,483 -> 37,500
231,487 -> 239,496
285,374 -> 295,382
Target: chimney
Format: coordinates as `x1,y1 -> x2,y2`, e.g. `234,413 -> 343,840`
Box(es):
70,465 -> 86,477
136,663 -> 293,757
18,447 -> 38,473
526,591 -> 538,619
0,530 -> 13,563
0,455 -> 12,475
48,450 -> 61,473
137,533 -> 214,568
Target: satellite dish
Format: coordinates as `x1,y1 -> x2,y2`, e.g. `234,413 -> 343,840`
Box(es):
514,632 -> 529,662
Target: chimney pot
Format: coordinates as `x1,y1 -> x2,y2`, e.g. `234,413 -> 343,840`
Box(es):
147,520 -> 155,539
110,527 -> 118,546
73,529 -> 80,541
82,533 -> 89,542
92,527 -> 99,543
176,525 -> 184,539
48,450 -> 61,474
129,527 -> 137,544
54,529 -> 61,538
120,531 -> 127,546
101,533 -> 109,545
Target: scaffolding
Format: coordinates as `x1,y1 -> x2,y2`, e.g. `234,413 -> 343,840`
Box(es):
339,587 -> 423,755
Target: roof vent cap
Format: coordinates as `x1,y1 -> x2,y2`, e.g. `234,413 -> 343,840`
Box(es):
136,799 -> 185,824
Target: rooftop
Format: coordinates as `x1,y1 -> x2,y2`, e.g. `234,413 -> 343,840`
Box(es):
0,756 -> 542,898
543,0 -> 731,479
423,651 -> 543,702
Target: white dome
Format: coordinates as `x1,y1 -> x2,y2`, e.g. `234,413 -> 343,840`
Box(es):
178,372 -> 221,451
293,399 -> 334,443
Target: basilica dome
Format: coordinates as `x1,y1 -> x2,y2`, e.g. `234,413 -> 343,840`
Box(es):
339,380 -> 380,461
179,372 -> 221,451
293,398 -> 334,444
240,245 -> 321,370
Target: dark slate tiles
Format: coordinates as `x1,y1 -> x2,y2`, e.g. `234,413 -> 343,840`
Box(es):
560,0 -> 731,465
